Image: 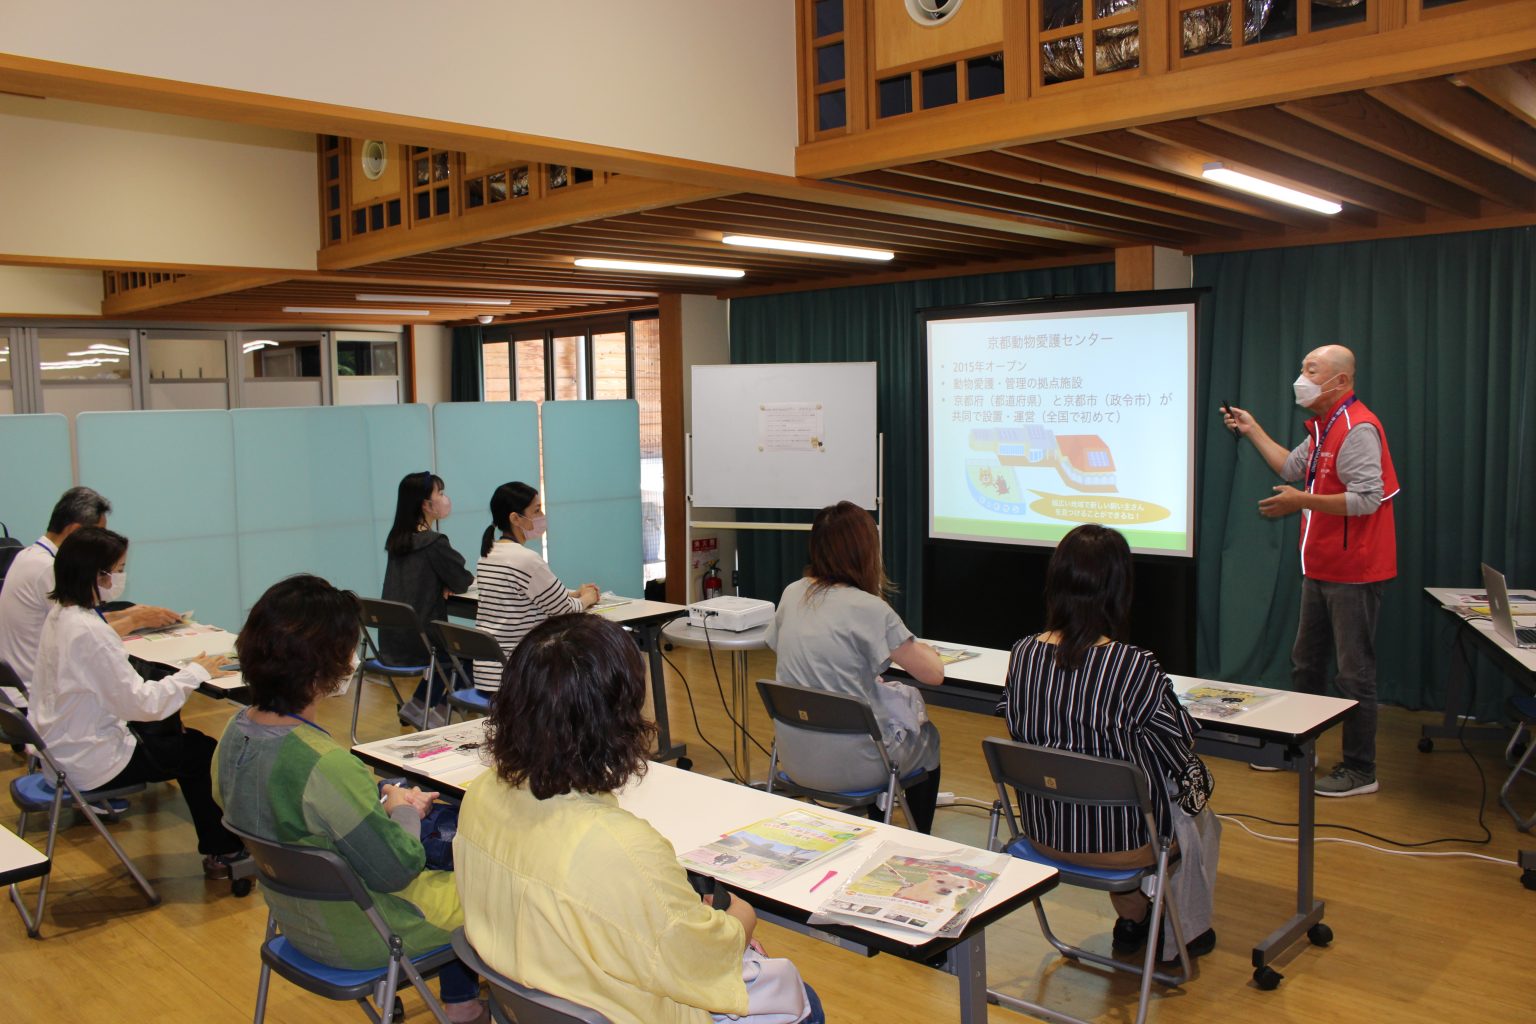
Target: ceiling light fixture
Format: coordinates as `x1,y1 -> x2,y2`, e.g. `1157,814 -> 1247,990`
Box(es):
573,257 -> 745,279
242,340 -> 279,353
1200,163 -> 1342,215
282,306 -> 431,316
86,343 -> 131,355
721,234 -> 895,261
355,294 -> 513,306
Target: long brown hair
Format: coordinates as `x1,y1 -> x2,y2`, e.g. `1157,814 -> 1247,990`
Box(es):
805,500 -> 891,598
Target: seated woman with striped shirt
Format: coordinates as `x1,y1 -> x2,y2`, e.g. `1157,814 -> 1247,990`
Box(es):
1000,524 -> 1220,962
471,482 -> 599,692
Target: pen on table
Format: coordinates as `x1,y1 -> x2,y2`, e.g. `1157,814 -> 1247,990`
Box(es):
809,870 -> 837,893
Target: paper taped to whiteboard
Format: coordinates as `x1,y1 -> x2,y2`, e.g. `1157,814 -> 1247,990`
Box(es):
759,402 -> 825,453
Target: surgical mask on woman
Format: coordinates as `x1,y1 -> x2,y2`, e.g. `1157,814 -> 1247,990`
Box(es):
100,570 -> 127,603
520,512 -> 548,540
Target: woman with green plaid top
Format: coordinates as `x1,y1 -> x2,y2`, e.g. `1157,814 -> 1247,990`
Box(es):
213,575 -> 486,1023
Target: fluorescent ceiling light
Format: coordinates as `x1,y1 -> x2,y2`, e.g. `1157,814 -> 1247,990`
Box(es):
242,340 -> 279,353
86,343 -> 131,354
1201,163 -> 1342,215
282,306 -> 431,316
721,234 -> 895,261
574,257 -> 745,279
355,293 -> 513,306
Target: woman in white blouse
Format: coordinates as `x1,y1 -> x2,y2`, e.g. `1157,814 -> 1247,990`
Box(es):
471,482 -> 599,692
29,527 -> 247,879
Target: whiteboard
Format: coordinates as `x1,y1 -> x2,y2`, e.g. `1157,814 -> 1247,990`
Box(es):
691,362 -> 877,510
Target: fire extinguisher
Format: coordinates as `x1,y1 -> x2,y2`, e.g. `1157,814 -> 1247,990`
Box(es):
702,560 -> 723,601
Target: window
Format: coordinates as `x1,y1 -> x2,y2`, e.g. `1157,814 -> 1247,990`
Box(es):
146,333 -> 228,381
336,339 -> 399,376
39,333 -> 132,382
482,314 -> 665,581
244,338 -> 322,379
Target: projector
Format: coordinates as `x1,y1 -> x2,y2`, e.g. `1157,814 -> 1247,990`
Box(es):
688,596 -> 775,632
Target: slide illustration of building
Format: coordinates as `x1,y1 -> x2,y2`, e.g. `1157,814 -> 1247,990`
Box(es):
968,427 -> 1117,493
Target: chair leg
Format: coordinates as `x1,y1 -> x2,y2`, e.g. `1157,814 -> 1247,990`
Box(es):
68,780 -> 158,906
350,667 -> 367,746
1500,721 -> 1536,831
253,917 -> 277,1024
398,954 -> 452,1024
376,950 -> 402,1024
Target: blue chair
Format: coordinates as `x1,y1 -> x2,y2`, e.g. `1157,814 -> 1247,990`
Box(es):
223,819 -> 455,1024
1501,694 -> 1536,831
451,927 -> 612,1024
430,620 -> 503,723
0,696 -> 156,937
982,737 -> 1190,1024
352,597 -> 445,744
755,679 -> 928,826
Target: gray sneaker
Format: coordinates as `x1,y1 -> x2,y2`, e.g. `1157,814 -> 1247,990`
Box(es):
1315,763 -> 1378,797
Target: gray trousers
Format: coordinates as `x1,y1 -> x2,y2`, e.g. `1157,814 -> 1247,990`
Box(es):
1291,578 -> 1382,773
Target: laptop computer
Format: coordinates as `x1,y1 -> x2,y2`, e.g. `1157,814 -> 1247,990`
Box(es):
1480,563 -> 1536,649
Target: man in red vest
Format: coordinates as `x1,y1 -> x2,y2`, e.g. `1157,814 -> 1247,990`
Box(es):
1224,344 -> 1400,798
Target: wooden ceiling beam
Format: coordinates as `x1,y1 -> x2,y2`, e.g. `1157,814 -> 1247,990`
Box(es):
669,195 -> 1038,247
1452,63 -> 1536,131
100,271 -> 290,316
948,150 -> 1283,234
1004,141 -> 1318,227
1368,78 -> 1536,181
621,205 -> 1026,257
1199,107 -> 1483,217
1127,120 -> 1412,221
586,213 -> 991,261
716,250 -> 1112,299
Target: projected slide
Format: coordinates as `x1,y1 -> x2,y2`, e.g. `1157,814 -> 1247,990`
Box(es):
926,300 -> 1195,556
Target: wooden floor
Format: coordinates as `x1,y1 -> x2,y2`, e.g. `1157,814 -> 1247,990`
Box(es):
2,645 -> 1531,1023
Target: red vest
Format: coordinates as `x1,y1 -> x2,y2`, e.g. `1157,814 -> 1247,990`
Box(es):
1299,394 -> 1399,583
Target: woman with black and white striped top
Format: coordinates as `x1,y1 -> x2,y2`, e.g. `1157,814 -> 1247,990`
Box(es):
1000,524 -> 1219,962
471,482 -> 599,692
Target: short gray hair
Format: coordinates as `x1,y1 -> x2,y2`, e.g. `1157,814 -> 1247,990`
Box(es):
47,487 -> 112,533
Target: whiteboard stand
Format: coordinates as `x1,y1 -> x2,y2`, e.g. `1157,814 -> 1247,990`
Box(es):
685,432 -> 884,599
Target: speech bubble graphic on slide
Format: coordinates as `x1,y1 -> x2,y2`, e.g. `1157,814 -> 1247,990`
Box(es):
1027,491 -> 1170,526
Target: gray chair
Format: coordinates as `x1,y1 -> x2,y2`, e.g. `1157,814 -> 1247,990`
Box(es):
450,926 -> 613,1024
431,620 -> 503,722
0,660 -> 29,753
983,737 -> 1190,1024
352,597 -> 444,744
1500,694 -> 1536,831
755,679 -> 927,827
224,819 -> 455,1024
0,696 -> 156,937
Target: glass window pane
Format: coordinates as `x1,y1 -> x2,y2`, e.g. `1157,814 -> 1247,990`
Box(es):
39,334 -> 131,382
483,340 -> 511,402
631,318 -> 665,579
592,331 -> 628,400
243,338 -> 322,379
336,339 -> 399,377
552,335 -> 584,400
514,339 -> 546,403
0,337 -> 11,384
146,334 -> 227,381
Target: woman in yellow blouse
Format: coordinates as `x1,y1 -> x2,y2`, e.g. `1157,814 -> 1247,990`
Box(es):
454,614 -> 824,1024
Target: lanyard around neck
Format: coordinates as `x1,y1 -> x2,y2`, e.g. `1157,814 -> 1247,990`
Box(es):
1306,396 -> 1357,491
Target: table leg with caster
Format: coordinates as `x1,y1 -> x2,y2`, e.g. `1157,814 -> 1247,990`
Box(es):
1252,739 -> 1331,990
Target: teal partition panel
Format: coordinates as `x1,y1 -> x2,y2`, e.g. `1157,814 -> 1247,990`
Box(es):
76,411 -> 242,631
0,414 -> 73,543
359,404 -> 436,571
233,407 -> 388,615
541,400 -> 643,598
431,402 -> 540,571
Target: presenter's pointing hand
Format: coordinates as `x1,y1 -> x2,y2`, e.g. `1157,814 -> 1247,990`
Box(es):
1258,485 -> 1306,518
1222,404 -> 1255,437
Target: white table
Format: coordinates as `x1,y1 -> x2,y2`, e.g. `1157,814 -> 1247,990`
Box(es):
1420,586 -> 1536,750
353,723 -> 1057,1024
446,591 -> 691,765
660,619 -> 771,781
0,825 -> 50,889
897,638 -> 1356,990
121,622 -> 246,697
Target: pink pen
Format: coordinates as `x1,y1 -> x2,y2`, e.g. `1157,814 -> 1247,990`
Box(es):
809,870 -> 837,893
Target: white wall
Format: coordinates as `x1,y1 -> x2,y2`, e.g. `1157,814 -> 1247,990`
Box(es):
412,325 -> 452,404
678,293 -> 738,599
0,96 -> 317,269
3,2 -> 799,175
0,266 -> 103,316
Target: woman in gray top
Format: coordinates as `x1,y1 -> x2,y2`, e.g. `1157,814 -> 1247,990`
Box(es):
765,501 -> 946,832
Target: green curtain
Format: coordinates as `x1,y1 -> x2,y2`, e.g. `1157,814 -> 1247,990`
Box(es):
449,326 -> 483,402
728,263 -> 1116,628
1194,226 -> 1536,719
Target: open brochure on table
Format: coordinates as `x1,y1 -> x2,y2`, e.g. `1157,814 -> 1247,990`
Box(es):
933,646 -> 980,665
369,723 -> 489,777
1178,684 -> 1280,721
811,841 -> 1008,938
678,809 -> 876,888
591,592 -> 634,613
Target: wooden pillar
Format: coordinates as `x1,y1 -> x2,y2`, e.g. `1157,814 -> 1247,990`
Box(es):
658,293 -> 687,605
1115,245 -> 1156,291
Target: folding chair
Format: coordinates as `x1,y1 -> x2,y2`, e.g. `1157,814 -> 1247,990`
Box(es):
224,820 -> 455,1024
431,621 -> 503,723
451,927 -> 613,1024
0,697 -> 157,938
352,598 -> 443,744
0,661 -> 29,754
983,737 -> 1190,1024
1500,694 -> 1536,832
755,679 -> 928,827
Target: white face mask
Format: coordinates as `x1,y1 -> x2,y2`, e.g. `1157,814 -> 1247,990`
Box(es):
427,492 -> 452,522
100,570 -> 127,603
333,650 -> 363,697
1292,372 -> 1338,408
521,512 -> 548,540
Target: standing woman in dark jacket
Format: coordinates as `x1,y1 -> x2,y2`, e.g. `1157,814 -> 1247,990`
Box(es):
382,471 -> 474,728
